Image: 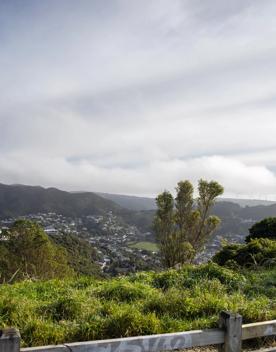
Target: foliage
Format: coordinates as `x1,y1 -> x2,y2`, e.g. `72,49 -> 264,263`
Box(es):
49,232 -> 101,277
0,220 -> 72,282
213,238 -> 276,268
154,179 -> 223,267
246,217 -> 276,242
0,262 -> 274,347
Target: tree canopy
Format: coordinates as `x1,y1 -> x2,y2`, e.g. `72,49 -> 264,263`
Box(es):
0,220 -> 72,282
213,238 -> 276,268
246,217 -> 276,242
154,179 -> 223,267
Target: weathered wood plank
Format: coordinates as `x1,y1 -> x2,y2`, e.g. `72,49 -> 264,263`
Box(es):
22,329 -> 225,352
21,346 -> 67,352
0,328 -> 20,352
242,320 -> 276,340
218,311 -> 242,352
20,319 -> 276,352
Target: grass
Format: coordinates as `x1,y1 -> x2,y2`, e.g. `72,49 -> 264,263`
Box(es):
0,263 -> 275,347
128,241 -> 158,252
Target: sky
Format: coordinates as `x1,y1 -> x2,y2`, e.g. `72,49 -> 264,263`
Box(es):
1,0 -> 276,199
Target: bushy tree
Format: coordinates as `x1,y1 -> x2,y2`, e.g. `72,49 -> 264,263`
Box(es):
213,238 -> 276,268
154,179 -> 223,267
0,220 -> 72,282
246,217 -> 276,242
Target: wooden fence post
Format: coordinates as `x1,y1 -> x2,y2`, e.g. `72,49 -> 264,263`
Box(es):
218,311 -> 242,352
0,328 -> 20,352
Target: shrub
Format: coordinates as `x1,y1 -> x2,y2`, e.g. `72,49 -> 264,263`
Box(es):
0,265 -> 275,347
152,269 -> 183,290
96,279 -> 156,302
102,305 -> 161,338
38,296 -> 82,321
213,239 -> 276,268
246,217 -> 276,242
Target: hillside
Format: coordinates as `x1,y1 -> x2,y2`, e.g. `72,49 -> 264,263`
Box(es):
1,263 -> 275,347
98,193 -> 156,210
0,183 -> 122,218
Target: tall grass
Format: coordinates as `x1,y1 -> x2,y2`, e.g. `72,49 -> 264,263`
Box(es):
0,262 -> 275,347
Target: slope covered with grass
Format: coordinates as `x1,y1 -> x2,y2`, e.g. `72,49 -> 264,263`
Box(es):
0,262 -> 275,347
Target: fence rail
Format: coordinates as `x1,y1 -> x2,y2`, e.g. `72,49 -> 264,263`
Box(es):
1,312 -> 275,352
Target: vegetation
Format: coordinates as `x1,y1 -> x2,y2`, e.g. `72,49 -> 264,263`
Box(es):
246,217 -> 276,242
213,216 -> 276,269
0,220 -> 102,282
50,232 -> 102,277
213,238 -> 276,268
0,220 -> 72,282
0,262 -> 274,347
154,179 -> 223,267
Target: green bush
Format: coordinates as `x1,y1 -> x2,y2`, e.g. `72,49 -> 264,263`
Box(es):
102,304 -> 161,338
96,279 -> 156,302
213,238 -> 276,268
246,217 -> 276,242
38,296 -> 82,321
152,262 -> 245,291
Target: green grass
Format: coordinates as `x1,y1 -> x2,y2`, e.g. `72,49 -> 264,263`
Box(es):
0,263 -> 275,347
128,241 -> 158,252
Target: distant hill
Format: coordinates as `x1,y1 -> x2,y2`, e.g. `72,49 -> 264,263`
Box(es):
219,198 -> 276,207
98,193 -> 156,210
0,183 -> 122,219
1,183 -> 276,243
98,192 -> 276,211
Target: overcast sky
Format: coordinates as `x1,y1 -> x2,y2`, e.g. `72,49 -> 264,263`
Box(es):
1,0 -> 276,198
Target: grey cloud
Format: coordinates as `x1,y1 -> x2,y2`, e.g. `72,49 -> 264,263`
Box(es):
1,0 -> 276,198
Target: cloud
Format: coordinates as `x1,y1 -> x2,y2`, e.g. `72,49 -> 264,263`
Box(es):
1,153 -> 276,199
1,0 -> 276,198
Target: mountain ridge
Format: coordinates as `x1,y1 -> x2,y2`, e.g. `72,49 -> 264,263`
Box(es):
98,192 -> 276,211
1,183 -> 276,241
0,183 -> 123,219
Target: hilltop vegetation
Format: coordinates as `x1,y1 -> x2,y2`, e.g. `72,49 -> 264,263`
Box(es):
246,217 -> 276,242
0,220 -> 101,282
0,220 -> 72,282
213,238 -> 276,268
49,232 -> 102,277
0,262 -> 274,347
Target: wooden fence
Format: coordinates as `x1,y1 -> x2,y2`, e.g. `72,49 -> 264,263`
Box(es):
1,312 -> 275,352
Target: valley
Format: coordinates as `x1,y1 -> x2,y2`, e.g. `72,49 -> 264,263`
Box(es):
1,183 -> 276,274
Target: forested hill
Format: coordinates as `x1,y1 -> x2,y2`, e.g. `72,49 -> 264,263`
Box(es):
98,192 -> 156,211
0,183 -> 123,218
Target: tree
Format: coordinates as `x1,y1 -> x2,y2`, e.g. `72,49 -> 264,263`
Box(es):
0,220 -> 72,282
246,217 -> 276,242
154,179 -> 223,268
154,191 -> 176,268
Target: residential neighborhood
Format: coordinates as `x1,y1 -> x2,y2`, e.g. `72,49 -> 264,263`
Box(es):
0,211 -> 161,274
